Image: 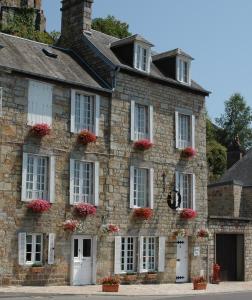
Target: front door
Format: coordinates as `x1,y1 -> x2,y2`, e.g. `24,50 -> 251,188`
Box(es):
176,237 -> 188,283
72,235 -> 94,285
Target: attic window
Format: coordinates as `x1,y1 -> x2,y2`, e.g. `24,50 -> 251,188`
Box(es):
42,48 -> 58,59
134,43 -> 151,73
177,57 -> 190,85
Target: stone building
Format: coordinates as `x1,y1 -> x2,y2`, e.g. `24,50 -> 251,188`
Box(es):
0,0 -> 210,286
208,143 -> 252,281
0,0 -> 46,32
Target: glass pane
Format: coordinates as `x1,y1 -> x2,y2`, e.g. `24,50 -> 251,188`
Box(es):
83,239 -> 91,257
35,253 -> 41,262
26,253 -> 32,261
26,244 -> 32,252
26,234 -> 32,243
74,239 -> 78,257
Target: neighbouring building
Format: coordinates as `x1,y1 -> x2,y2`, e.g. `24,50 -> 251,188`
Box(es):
0,0 -> 210,286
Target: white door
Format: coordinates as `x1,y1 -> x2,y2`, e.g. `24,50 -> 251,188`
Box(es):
72,235 -> 94,285
176,237 -> 189,283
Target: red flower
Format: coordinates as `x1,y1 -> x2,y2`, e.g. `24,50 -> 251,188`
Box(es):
78,130 -> 97,145
197,229 -> 210,238
74,203 -> 97,217
31,123 -> 51,137
134,208 -> 153,220
180,208 -> 197,220
133,139 -> 153,151
181,147 -> 196,159
108,224 -> 120,233
101,276 -> 120,285
63,220 -> 79,232
27,199 -> 51,213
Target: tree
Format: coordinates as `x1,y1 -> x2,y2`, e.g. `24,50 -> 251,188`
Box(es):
215,93 -> 252,149
92,15 -> 131,39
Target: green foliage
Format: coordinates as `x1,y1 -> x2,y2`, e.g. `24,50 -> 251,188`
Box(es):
92,15 -> 131,39
215,93 -> 252,149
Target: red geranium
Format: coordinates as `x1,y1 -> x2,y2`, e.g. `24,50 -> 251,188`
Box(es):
78,130 -> 97,145
63,220 -> 79,232
27,199 -> 51,213
31,123 -> 51,137
181,147 -> 196,159
133,139 -> 153,151
134,208 -> 153,220
74,203 -> 97,217
180,208 -> 197,220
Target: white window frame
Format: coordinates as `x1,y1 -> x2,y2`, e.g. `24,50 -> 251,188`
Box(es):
130,166 -> 154,209
175,171 -> 195,210
176,56 -> 191,85
24,233 -> 43,265
0,87 -> 3,116
141,236 -> 157,272
120,237 -> 137,273
134,42 -> 151,73
175,109 -> 195,149
71,89 -> 100,136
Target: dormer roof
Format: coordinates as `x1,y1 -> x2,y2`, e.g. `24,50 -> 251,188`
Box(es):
110,34 -> 154,48
152,48 -> 194,62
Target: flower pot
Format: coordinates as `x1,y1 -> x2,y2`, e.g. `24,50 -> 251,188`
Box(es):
31,267 -> 44,273
102,284 -> 119,292
193,282 -> 207,290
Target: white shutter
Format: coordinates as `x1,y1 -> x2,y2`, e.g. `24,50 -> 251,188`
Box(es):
0,87 -> 2,116
130,100 -> 135,141
149,168 -> 154,209
95,95 -> 100,136
175,111 -> 179,148
191,114 -> 195,148
21,153 -> 28,202
69,159 -> 75,205
138,236 -> 144,273
158,237 -> 166,272
18,232 -> 26,265
92,236 -> 97,284
70,89 -> 76,133
192,173 -> 196,210
94,161 -> 100,206
175,171 -> 180,208
114,236 -> 122,274
129,166 -> 135,208
149,105 -> 153,143
49,156 -> 55,203
48,233 -> 55,265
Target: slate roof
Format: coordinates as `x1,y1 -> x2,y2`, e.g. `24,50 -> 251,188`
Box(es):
110,34 -> 154,48
152,48 -> 194,61
217,149 -> 252,186
84,30 -> 209,95
0,33 -> 109,92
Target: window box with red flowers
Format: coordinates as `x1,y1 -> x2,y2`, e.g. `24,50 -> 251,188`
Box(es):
30,123 -> 51,137
133,208 -> 153,220
101,276 -> 120,292
133,139 -> 153,151
180,208 -> 197,220
74,203 -> 97,217
181,147 -> 196,159
78,130 -> 97,145
27,199 -> 51,213
63,220 -> 79,232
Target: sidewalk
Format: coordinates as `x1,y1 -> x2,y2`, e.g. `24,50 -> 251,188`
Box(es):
1,282 -> 252,297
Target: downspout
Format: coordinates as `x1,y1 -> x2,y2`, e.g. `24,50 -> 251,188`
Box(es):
111,66 -> 120,91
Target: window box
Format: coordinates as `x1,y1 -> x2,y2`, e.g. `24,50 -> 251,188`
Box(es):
180,208 -> 197,220
31,265 -> 44,273
181,147 -> 196,159
30,123 -> 51,137
144,272 -> 158,281
133,139 -> 153,151
74,203 -> 97,217
124,273 -> 137,283
27,199 -> 51,213
78,129 -> 97,145
133,208 -> 153,220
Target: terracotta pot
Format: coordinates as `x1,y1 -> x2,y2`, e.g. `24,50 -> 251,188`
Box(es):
31,267 -> 44,273
193,282 -> 207,290
102,284 -> 119,292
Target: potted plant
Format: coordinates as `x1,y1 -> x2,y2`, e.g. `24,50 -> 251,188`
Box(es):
211,264 -> 221,284
133,208 -> 153,220
63,219 -> 79,232
27,199 -> 51,213
30,123 -> 51,137
101,224 -> 120,234
172,228 -> 187,240
101,276 -> 120,292
124,272 -> 137,283
74,203 -> 97,217
181,147 -> 196,159
193,276 -> 207,290
78,129 -> 96,145
197,229 -> 211,241
180,208 -> 197,220
31,264 -> 44,273
133,139 -> 153,151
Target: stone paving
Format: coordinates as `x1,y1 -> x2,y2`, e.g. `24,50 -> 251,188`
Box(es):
1,282 -> 252,297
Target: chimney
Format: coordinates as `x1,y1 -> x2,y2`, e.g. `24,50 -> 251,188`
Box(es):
59,0 -> 93,47
227,135 -> 244,169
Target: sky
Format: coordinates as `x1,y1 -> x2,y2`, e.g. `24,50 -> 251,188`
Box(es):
42,0 -> 252,121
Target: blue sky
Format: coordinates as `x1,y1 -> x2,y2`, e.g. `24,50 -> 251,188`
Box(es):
42,0 -> 252,121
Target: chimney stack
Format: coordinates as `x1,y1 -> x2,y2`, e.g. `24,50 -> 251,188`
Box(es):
59,0 -> 93,47
227,135 -> 244,169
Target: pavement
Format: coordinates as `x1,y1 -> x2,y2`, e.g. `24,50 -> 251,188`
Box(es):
1,282 -> 252,297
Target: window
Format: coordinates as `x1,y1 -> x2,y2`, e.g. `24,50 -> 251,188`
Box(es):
27,80 -> 53,126
176,172 -> 195,209
70,159 -> 99,205
134,43 -> 150,73
121,237 -> 137,273
175,111 -> 195,149
131,101 -> 153,142
25,233 -> 43,265
142,237 -> 157,272
177,58 -> 190,84
21,153 -> 55,202
71,90 -> 100,135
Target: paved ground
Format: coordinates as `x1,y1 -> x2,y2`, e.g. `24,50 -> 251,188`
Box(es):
1,282 -> 252,297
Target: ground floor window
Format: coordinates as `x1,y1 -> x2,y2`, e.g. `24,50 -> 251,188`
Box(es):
142,237 -> 157,272
121,237 -> 137,272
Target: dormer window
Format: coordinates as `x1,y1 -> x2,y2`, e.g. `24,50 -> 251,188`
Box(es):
177,57 -> 191,85
134,43 -> 151,73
